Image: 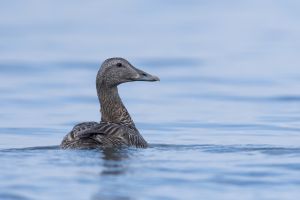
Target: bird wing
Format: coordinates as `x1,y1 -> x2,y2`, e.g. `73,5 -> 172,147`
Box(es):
61,122 -> 147,149
84,122 -> 129,147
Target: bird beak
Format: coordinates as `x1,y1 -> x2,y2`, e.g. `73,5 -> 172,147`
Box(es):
132,67 -> 160,82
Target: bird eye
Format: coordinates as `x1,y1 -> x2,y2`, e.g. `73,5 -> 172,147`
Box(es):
116,63 -> 123,67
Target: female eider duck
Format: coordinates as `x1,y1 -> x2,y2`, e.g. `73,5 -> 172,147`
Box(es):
60,58 -> 159,149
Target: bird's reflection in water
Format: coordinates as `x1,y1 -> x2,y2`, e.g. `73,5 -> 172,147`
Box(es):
93,148 -> 136,200
99,148 -> 132,176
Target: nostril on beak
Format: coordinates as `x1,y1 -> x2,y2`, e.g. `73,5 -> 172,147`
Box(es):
142,73 -> 147,77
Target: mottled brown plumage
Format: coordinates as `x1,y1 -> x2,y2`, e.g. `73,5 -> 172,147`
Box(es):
60,58 -> 159,149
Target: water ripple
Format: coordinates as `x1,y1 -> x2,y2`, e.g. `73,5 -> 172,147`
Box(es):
138,122 -> 300,132
180,93 -> 300,103
151,144 -> 300,155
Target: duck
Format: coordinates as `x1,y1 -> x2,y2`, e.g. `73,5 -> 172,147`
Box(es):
60,57 -> 159,149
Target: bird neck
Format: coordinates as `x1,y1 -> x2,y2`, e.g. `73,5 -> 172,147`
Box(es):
97,85 -> 134,126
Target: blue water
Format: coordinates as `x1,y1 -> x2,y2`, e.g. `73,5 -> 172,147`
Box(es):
1,1 -> 300,200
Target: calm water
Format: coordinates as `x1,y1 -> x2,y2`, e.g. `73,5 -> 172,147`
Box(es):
1,1 -> 300,200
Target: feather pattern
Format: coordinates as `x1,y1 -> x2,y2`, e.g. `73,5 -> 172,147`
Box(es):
60,121 -> 148,149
